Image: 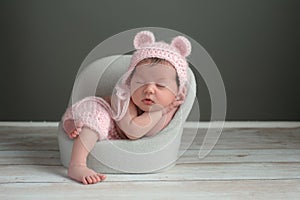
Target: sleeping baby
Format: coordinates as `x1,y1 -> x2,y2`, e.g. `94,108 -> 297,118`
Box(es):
61,30 -> 191,184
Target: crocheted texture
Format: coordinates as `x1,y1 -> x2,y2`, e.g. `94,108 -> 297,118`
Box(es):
62,96 -> 123,140
129,30 -> 191,94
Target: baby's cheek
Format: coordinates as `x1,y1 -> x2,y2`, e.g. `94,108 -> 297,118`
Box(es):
158,93 -> 176,107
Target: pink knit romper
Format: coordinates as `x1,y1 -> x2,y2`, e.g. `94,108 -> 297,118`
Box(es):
62,96 -> 125,140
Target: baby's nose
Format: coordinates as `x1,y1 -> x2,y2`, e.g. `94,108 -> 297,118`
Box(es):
144,83 -> 156,94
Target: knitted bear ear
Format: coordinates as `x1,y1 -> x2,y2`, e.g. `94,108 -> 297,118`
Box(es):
133,31 -> 155,49
171,36 -> 191,57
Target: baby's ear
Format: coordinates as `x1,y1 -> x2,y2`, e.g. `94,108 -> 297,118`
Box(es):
134,31 -> 155,49
171,36 -> 191,57
177,86 -> 187,101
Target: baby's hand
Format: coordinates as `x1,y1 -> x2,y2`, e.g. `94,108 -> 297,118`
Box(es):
64,120 -> 84,139
162,99 -> 184,115
162,87 -> 186,115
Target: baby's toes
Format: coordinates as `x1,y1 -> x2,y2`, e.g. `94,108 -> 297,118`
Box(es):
84,176 -> 93,184
89,176 -> 98,184
99,174 -> 106,181
92,175 -> 100,184
82,177 -> 88,185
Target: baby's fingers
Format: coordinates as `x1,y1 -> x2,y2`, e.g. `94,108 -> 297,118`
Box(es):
68,130 -> 80,139
172,100 -> 184,107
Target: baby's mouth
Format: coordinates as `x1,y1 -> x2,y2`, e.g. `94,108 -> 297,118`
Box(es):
142,98 -> 154,105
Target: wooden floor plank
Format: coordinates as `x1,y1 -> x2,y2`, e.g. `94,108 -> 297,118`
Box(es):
1,163 -> 300,184
182,127 -> 300,150
0,151 -> 61,165
178,149 -> 300,164
1,149 -> 299,165
1,180 -> 299,200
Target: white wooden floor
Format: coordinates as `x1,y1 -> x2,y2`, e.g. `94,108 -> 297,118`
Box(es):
1,122 -> 300,200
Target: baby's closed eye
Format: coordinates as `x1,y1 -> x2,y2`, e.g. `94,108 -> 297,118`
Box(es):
155,83 -> 167,88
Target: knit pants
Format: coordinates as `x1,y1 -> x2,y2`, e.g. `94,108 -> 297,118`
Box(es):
62,96 -> 124,140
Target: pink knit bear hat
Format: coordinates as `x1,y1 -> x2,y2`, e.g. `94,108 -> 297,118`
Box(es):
127,30 -> 192,94
112,31 -> 191,121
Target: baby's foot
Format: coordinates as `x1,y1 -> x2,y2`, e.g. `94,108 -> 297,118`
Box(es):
63,120 -> 84,139
68,164 -> 106,185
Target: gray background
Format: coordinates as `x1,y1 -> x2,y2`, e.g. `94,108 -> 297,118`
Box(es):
0,0 -> 299,121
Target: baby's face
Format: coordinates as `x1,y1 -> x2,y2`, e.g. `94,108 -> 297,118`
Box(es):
130,63 -> 178,112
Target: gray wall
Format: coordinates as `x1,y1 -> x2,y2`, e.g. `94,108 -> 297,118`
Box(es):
0,0 -> 299,121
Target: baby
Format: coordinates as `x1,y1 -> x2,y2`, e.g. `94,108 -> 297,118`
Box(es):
62,30 -> 191,184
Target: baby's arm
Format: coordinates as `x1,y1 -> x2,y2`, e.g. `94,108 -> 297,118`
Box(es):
117,100 -> 164,140
145,99 -> 183,136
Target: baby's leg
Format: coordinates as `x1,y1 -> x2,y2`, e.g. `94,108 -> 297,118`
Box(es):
68,127 -> 106,184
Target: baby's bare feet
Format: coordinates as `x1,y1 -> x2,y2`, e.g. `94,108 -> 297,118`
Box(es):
64,120 -> 84,139
68,164 -> 106,185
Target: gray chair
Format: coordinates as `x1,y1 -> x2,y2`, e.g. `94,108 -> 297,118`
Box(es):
58,55 -> 196,173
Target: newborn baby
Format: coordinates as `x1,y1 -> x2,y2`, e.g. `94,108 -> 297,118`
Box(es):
61,30 -> 191,184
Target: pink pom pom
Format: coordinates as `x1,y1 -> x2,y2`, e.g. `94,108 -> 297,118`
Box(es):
133,31 -> 155,49
171,36 -> 191,57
